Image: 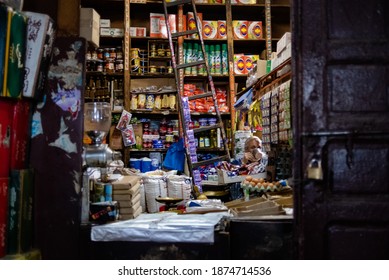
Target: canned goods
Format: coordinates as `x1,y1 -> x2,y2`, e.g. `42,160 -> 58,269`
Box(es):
131,57 -> 140,73
150,50 -> 157,57
157,48 -> 165,57
130,48 -> 140,58
149,65 -> 157,74
166,49 -> 171,57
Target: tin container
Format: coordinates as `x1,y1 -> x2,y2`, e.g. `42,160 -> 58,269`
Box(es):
149,65 -> 157,74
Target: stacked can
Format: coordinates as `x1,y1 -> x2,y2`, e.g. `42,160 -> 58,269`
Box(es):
130,48 -> 140,74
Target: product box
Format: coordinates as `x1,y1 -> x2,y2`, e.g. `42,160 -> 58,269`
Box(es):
255,59 -> 267,79
150,13 -> 176,38
5,9 -> 27,98
234,53 -> 246,74
79,8 -> 100,47
276,32 -> 291,54
23,11 -> 56,100
217,20 -> 227,39
100,27 -> 124,37
233,20 -> 248,39
129,27 -> 146,37
89,201 -> 119,224
244,54 -> 259,73
248,21 -> 263,39
0,5 -> 10,97
10,99 -> 31,170
0,177 -> 9,258
100,19 -> 111,28
202,20 -> 218,39
187,12 -> 202,39
0,99 -> 13,177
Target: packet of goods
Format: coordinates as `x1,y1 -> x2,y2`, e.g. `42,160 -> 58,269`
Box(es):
116,110 -> 132,131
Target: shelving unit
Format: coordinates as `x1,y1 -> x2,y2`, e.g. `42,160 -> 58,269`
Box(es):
80,0 -> 290,167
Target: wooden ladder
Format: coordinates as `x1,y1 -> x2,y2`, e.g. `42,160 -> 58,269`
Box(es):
162,0 -> 231,186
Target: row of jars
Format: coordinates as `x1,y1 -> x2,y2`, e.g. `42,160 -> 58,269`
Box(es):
86,46 -> 124,73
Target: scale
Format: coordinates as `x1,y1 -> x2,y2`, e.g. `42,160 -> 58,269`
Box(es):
155,197 -> 183,211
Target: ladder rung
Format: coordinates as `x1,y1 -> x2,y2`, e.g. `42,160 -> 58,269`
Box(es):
188,92 -> 213,101
165,0 -> 192,7
172,29 -> 198,38
176,60 -> 206,70
193,124 -> 221,134
192,155 -> 230,169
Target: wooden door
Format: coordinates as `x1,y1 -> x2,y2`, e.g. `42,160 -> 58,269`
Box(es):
292,0 -> 389,259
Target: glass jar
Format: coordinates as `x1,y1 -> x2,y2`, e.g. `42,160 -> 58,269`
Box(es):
96,48 -> 104,60
109,48 -> 116,59
116,46 -> 123,59
115,59 -> 124,72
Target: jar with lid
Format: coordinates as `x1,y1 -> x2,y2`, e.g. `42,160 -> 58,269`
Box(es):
103,48 -> 110,60
96,48 -> 104,60
86,50 -> 92,60
115,59 -> 123,72
149,65 -> 157,74
116,46 -> 123,59
150,42 -> 157,57
109,48 -> 116,59
157,43 -> 165,56
96,60 -> 104,72
105,58 -> 115,73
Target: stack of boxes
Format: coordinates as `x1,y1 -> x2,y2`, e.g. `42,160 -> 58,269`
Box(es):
112,176 -> 143,220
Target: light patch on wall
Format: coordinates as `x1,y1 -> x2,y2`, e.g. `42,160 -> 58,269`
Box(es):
48,117 -> 77,153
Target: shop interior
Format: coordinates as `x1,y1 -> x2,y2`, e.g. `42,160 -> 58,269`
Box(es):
1,0 -> 388,260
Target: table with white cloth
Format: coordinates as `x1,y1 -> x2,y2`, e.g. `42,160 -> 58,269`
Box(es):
89,212 -> 230,259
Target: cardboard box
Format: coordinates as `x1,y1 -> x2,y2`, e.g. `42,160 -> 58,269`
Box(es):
217,20 -> 227,39
0,177 -> 9,258
202,20 -> 218,39
100,27 -> 124,37
100,19 -> 111,28
217,169 -> 266,184
130,27 -> 146,37
248,21 -> 263,39
23,12 -> 55,99
79,8 -> 100,47
234,53 -> 246,74
10,99 -> 31,170
276,32 -> 291,54
187,12 -> 202,39
244,54 -> 259,73
0,99 -> 12,177
150,13 -> 176,38
233,20 -> 248,40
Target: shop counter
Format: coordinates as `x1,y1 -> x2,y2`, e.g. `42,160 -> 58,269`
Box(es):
87,212 -> 231,260
91,212 -> 229,244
